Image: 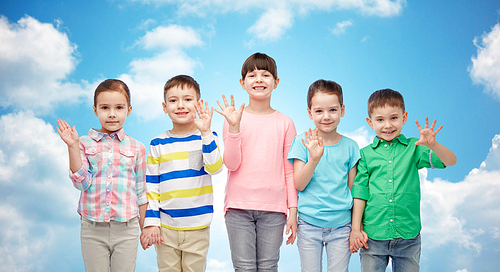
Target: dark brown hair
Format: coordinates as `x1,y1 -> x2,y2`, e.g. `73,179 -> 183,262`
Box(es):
367,88 -> 405,117
163,75 -> 200,101
241,52 -> 278,79
307,79 -> 343,108
94,79 -> 131,106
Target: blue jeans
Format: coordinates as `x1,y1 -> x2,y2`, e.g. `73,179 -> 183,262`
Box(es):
225,208 -> 286,272
297,217 -> 351,272
360,233 -> 421,272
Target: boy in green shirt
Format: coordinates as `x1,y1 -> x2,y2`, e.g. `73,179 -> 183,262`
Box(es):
349,89 -> 457,272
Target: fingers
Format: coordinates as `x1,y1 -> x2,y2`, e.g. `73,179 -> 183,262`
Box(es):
415,120 -> 422,131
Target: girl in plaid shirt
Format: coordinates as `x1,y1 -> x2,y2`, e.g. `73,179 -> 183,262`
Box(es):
57,79 -> 147,272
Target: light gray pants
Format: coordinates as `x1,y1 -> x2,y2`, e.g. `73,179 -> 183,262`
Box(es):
80,217 -> 139,272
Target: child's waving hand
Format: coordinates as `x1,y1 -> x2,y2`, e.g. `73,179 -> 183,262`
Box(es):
301,128 -> 324,162
193,99 -> 213,136
215,95 -> 245,133
415,117 -> 442,147
57,119 -> 79,147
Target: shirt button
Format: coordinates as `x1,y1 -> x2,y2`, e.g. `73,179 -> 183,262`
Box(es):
389,179 -> 392,183
389,160 -> 392,163
106,202 -> 110,206
109,150 -> 112,153
384,144 -> 388,147
389,199 -> 393,202
390,219 -> 393,222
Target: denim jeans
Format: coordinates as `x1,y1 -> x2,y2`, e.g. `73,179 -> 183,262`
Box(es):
360,233 -> 421,272
225,208 -> 286,272
296,217 -> 351,272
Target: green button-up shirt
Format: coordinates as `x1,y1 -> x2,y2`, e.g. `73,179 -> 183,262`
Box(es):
352,134 -> 445,240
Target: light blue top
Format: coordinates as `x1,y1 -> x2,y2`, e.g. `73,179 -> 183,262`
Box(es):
288,133 -> 360,228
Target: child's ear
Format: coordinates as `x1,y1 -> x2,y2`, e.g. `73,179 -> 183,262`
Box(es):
127,105 -> 132,117
307,107 -> 313,119
162,102 -> 168,114
274,77 -> 280,89
402,111 -> 408,125
93,105 -> 98,117
340,104 -> 345,117
240,78 -> 245,89
366,117 -> 374,129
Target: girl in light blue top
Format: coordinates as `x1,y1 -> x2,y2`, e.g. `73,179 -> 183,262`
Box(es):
288,79 -> 360,272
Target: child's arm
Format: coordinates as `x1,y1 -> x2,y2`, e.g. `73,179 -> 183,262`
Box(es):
294,128 -> 324,191
138,204 -> 147,230
285,207 -> 297,245
195,100 -> 223,175
140,226 -> 161,250
136,143 -> 148,230
350,198 -> 369,253
56,119 -> 82,173
347,164 -> 357,191
415,117 -> 457,166
215,94 -> 245,134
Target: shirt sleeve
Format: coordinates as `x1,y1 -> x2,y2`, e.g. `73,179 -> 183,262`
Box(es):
69,138 -> 92,191
135,142 -> 147,206
202,131 -> 223,175
287,134 -> 308,164
284,119 -> 298,208
222,120 -> 242,171
416,145 -> 446,170
144,141 -> 161,228
349,140 -> 361,170
352,150 -> 370,200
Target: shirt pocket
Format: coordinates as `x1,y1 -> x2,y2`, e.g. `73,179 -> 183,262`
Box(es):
188,150 -> 203,171
119,149 -> 135,167
85,147 -> 102,166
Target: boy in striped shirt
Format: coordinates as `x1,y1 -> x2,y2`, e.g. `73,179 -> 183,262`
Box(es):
141,75 -> 223,272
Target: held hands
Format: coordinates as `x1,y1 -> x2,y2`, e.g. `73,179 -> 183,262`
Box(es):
140,226 -> 163,250
56,119 -> 79,147
415,117 -> 442,148
301,128 -> 324,162
193,99 -> 213,137
349,229 -> 369,253
215,95 -> 245,133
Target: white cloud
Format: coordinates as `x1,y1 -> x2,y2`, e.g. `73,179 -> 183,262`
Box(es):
0,111 -> 81,271
0,15 -> 90,113
136,25 -> 203,50
123,25 -> 203,120
470,23 -> 500,100
130,0 -> 406,42
342,126 -> 374,148
332,20 -> 353,35
247,7 -> 294,42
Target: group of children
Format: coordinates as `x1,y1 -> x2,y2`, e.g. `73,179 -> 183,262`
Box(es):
57,52 -> 457,272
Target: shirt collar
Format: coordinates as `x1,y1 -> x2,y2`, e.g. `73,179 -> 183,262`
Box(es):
371,134 -> 409,148
88,128 -> 125,142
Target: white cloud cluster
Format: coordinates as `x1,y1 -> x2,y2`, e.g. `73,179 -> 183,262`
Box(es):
0,15 -> 89,113
123,25 -> 203,120
332,20 -> 353,35
0,111 -> 81,271
470,23 -> 500,100
131,0 -> 406,41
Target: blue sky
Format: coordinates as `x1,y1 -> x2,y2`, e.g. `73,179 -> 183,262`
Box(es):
1,0 -> 500,271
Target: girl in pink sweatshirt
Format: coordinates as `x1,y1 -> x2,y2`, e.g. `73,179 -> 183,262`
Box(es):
215,53 -> 297,271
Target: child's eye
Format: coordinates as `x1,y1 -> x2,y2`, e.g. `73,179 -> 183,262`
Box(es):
376,118 -> 383,122
101,106 -> 108,110
315,110 -> 322,114
185,98 -> 193,102
169,99 -> 176,103
330,109 -> 337,112
391,116 -> 398,120
117,106 -> 123,109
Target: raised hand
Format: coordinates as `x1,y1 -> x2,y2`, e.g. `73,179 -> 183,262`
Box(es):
415,117 -> 442,147
56,118 -> 79,147
193,99 -> 213,136
301,128 -> 324,161
214,95 -> 245,129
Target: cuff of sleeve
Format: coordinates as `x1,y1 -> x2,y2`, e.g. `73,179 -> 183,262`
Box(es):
201,133 -> 215,144
69,167 -> 86,184
352,185 -> 370,200
137,194 -> 148,206
430,150 -> 446,169
144,217 -> 161,228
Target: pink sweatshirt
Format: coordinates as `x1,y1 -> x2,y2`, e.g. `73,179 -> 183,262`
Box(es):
223,110 -> 298,215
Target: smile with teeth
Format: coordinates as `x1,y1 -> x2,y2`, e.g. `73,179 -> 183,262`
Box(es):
253,86 -> 266,90
176,112 -> 189,116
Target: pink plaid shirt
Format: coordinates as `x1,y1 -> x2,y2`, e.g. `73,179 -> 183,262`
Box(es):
70,128 -> 147,222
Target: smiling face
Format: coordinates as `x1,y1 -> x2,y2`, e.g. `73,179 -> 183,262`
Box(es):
240,69 -> 279,101
163,85 -> 198,130
367,105 -> 408,144
308,92 -> 345,135
93,90 -> 132,135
